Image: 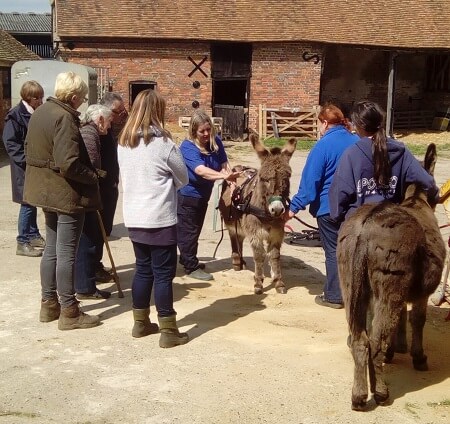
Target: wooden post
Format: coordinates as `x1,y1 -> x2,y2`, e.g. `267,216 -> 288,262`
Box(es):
271,112 -> 279,138
386,52 -> 397,137
258,104 -> 262,137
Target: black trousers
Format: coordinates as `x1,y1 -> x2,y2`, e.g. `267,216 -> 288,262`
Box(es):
177,194 -> 209,273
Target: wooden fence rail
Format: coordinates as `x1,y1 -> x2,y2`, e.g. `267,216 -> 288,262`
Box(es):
258,105 -> 320,141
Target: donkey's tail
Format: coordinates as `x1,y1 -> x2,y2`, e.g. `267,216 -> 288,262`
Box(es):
347,231 -> 371,336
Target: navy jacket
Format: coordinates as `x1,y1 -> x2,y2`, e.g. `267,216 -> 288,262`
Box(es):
2,101 -> 31,203
329,137 -> 439,222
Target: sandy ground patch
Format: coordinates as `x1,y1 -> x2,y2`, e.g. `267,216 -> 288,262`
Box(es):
0,141 -> 449,423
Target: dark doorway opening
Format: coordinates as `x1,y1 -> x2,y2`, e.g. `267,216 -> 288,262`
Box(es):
129,80 -> 156,106
211,43 -> 252,140
213,79 -> 247,106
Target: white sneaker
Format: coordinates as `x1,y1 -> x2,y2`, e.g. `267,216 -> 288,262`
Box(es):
187,268 -> 214,281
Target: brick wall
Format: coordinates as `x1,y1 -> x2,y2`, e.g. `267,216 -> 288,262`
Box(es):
59,42 -> 213,122
58,41 -> 323,131
249,42 -> 323,129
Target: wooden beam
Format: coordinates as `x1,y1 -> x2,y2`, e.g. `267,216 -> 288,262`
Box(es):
386,52 -> 397,137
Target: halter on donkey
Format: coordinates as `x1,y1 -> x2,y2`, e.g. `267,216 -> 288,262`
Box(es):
218,133 -> 296,294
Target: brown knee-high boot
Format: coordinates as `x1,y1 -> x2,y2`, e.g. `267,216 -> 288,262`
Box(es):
132,308 -> 159,338
158,315 -> 189,348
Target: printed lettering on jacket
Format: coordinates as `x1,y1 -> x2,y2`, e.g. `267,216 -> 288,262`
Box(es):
356,176 -> 398,197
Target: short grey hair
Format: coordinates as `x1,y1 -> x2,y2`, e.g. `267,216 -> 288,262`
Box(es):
81,104 -> 113,125
100,92 -> 123,109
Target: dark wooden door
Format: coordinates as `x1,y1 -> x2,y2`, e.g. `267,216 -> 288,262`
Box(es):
214,104 -> 245,140
211,43 -> 251,140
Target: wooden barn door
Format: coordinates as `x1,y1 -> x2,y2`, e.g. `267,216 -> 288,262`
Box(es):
211,43 -> 251,140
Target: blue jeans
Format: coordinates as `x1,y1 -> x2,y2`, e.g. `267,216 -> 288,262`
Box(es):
131,241 -> 177,317
317,214 -> 342,304
41,211 -> 85,307
74,212 -> 102,294
177,194 -> 209,273
17,203 -> 41,244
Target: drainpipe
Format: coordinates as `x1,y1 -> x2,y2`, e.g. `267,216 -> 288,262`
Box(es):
386,52 -> 398,137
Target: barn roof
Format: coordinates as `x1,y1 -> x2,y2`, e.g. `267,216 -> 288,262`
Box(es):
0,12 -> 51,34
0,29 -> 41,65
53,0 -> 450,50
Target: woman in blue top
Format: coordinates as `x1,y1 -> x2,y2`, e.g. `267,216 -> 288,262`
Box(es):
178,110 -> 239,281
329,101 -> 439,222
286,103 -> 358,308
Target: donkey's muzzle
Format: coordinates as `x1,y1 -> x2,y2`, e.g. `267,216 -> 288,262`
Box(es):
268,196 -> 285,217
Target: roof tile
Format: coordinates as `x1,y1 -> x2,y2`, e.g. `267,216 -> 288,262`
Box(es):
54,0 -> 450,49
0,29 -> 41,64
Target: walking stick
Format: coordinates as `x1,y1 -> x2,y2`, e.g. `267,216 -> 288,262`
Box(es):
443,246 -> 450,321
96,210 -> 124,298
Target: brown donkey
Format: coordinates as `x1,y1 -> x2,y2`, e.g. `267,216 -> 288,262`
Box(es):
218,133 -> 296,294
337,143 -> 446,410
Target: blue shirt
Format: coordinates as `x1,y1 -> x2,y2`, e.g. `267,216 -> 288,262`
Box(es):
290,125 -> 358,217
179,136 -> 228,200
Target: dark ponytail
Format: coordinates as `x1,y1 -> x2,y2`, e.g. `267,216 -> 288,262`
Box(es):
352,101 -> 391,190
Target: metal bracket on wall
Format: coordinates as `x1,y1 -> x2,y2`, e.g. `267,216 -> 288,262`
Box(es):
302,51 -> 320,64
188,56 -> 208,78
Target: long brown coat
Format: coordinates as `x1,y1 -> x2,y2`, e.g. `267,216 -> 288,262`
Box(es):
23,97 -> 101,214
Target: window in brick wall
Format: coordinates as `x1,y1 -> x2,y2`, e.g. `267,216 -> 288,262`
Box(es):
425,54 -> 450,92
129,80 -> 157,106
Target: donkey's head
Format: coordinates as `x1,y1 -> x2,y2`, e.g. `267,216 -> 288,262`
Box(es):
249,133 -> 297,217
404,143 -> 437,206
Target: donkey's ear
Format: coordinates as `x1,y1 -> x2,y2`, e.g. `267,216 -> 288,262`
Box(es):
424,143 -> 437,176
282,137 -> 297,159
249,133 -> 269,159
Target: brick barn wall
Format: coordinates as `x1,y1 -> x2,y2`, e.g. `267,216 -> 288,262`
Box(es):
250,42 -> 323,129
58,41 -> 323,132
58,42 -> 213,122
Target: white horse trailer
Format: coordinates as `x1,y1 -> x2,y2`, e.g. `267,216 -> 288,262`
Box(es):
11,60 -> 97,115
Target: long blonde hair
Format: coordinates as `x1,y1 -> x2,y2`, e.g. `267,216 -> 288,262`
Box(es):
188,109 -> 218,153
119,89 -> 171,148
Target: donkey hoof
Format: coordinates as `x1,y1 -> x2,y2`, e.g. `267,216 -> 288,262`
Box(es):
351,396 -> 367,411
254,287 -> 263,295
384,348 -> 394,364
413,355 -> 428,371
374,390 -> 389,405
276,286 -> 287,294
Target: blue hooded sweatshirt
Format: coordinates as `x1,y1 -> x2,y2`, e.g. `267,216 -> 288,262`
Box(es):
289,125 -> 358,217
329,136 -> 439,222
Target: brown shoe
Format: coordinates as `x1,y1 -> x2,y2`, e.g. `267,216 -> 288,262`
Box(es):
58,303 -> 100,330
16,242 -> 42,257
40,298 -> 61,322
29,236 -> 46,249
